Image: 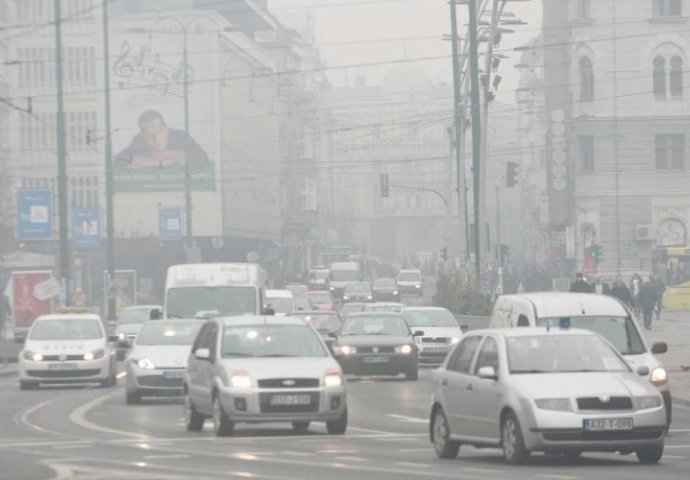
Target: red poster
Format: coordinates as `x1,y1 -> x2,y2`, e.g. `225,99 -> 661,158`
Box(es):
12,271 -> 52,330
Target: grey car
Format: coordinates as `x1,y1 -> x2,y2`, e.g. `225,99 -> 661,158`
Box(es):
430,328 -> 666,465
125,320 -> 202,404
184,316 -> 348,436
114,305 -> 162,360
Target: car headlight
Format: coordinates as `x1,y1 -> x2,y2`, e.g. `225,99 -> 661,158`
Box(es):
449,337 -> 460,345
135,358 -> 155,369
118,332 -> 126,341
651,367 -> 668,386
534,398 -> 572,412
83,349 -> 104,361
415,284 -> 421,288
230,372 -> 251,389
24,351 -> 43,362
395,345 -> 413,355
343,295 -> 350,300
325,371 -> 343,387
393,291 -> 398,295
635,395 -> 663,410
329,286 -> 335,291
340,345 -> 357,355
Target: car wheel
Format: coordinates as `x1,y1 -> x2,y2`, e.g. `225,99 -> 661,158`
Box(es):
431,407 -> 460,459
501,412 -> 529,465
292,421 -> 311,433
636,445 -> 664,464
125,390 -> 141,405
405,367 -> 418,381
184,394 -> 205,432
326,408 -> 348,435
19,381 -> 38,390
212,394 -> 234,437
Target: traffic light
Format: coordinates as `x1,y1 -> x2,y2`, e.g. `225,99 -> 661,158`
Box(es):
380,173 -> 390,198
506,161 -> 519,188
440,247 -> 448,261
589,244 -> 603,265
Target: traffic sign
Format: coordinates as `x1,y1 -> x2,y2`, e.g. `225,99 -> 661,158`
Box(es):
72,208 -> 101,250
159,207 -> 183,241
17,190 -> 53,239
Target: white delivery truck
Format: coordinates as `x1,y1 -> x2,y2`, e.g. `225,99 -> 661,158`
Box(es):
328,262 -> 361,299
160,263 -> 266,319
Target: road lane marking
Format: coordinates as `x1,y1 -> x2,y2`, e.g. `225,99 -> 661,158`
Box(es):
334,456 -> 367,462
317,449 -> 358,454
399,448 -> 433,453
461,467 -> 504,475
663,455 -> 687,459
664,445 -> 690,448
397,462 -> 431,468
388,414 -> 428,424
144,454 -> 190,460
537,475 -> 581,480
117,372 -> 127,379
69,392 -> 149,439
670,429 -> 690,432
51,443 -> 94,450
282,451 -> 314,457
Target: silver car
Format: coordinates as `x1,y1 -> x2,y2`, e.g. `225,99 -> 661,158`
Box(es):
403,307 -> 463,366
124,320 -> 202,404
430,328 -> 666,465
184,316 -> 348,436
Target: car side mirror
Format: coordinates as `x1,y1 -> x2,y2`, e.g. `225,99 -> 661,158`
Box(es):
150,309 -> 162,320
108,334 -> 120,343
651,342 -> 668,355
195,348 -> 211,361
460,325 -> 469,333
636,365 -> 650,376
477,366 -> 498,380
262,307 -> 276,316
413,330 -> 424,337
14,337 -> 25,344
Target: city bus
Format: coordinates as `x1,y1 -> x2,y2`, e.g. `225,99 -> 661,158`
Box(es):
652,247 -> 690,309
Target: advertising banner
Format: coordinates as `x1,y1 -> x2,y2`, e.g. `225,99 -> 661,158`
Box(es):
159,206 -> 183,241
11,271 -> 53,333
72,207 -> 101,251
17,190 -> 52,240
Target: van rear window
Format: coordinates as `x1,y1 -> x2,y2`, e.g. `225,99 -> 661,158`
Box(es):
536,316 -> 646,355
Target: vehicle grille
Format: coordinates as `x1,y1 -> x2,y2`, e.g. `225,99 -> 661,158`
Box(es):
577,396 -> 632,410
26,369 -> 101,378
42,354 -> 86,361
137,375 -> 184,388
421,337 -> 448,344
259,392 -> 319,413
258,378 -> 320,388
357,346 -> 395,354
543,427 -> 664,442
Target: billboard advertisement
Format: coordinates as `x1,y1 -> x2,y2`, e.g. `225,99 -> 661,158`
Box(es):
17,190 -> 52,240
110,18 -> 222,238
11,271 -> 54,338
72,207 -> 101,250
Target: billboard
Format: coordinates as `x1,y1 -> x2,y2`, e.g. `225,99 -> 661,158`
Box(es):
11,271 -> 54,336
17,190 -> 52,240
72,207 -> 101,250
110,18 -> 222,238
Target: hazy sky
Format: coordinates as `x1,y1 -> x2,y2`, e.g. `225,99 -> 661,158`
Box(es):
270,0 -> 542,102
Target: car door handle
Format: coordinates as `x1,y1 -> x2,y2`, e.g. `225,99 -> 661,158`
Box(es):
466,384 -> 473,391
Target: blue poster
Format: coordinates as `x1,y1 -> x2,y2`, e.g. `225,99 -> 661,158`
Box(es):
17,190 -> 53,239
159,207 -> 183,241
72,208 -> 101,250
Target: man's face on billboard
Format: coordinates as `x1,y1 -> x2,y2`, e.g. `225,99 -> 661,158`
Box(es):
140,117 -> 168,149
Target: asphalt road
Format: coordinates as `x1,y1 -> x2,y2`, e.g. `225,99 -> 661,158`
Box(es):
1,367 -> 690,480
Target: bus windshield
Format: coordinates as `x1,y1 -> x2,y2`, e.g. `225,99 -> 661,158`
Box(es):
166,286 -> 256,318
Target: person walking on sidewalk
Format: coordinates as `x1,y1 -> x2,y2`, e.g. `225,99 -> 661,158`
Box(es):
639,277 -> 659,330
654,275 -> 666,322
630,273 -> 643,318
610,276 -> 633,308
570,273 -> 593,293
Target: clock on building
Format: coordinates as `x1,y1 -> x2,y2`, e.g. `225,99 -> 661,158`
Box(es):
657,218 -> 687,247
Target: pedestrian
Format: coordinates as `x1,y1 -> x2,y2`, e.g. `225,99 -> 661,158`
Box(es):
639,277 -> 659,330
610,276 -> 633,308
630,273 -> 643,318
592,275 -> 611,295
654,275 -> 666,322
569,272 -> 593,293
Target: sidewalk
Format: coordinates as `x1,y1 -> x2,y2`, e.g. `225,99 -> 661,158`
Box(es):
643,310 -> 690,406
0,338 -> 21,364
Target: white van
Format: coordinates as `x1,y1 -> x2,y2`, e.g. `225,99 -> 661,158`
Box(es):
490,292 -> 672,427
264,289 -> 296,316
328,262 -> 361,298
162,263 -> 265,319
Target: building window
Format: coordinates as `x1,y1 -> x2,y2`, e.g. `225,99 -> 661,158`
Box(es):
574,0 -> 590,21
578,57 -> 594,101
653,56 -> 667,97
578,135 -> 595,172
670,56 -> 684,97
653,0 -> 682,17
655,134 -> 685,170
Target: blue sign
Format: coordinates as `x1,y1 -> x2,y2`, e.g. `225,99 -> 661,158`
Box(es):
72,208 -> 101,250
159,207 -> 183,241
17,190 -> 53,239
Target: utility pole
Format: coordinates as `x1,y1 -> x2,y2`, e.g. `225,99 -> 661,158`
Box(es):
54,0 -> 70,305
182,30 -> 193,254
449,0 -> 470,262
102,0 -> 116,321
468,0 -> 483,281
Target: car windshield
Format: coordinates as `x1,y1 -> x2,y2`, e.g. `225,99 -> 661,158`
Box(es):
373,278 -> 396,289
166,286 -> 256,318
266,297 -> 295,313
117,308 -> 151,325
222,325 -> 327,358
135,322 -> 201,346
30,318 -> 103,341
404,309 -> 457,328
536,316 -> 646,355
297,314 -> 341,333
507,334 -> 630,374
340,315 -> 410,336
307,293 -> 332,304
330,270 -> 359,281
345,283 -> 370,293
340,304 -> 366,316
294,297 -> 312,310
398,272 -> 421,281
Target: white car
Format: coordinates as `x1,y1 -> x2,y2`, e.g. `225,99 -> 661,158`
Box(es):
396,269 -> 424,295
264,289 -> 296,316
403,307 -> 463,365
19,313 -> 118,389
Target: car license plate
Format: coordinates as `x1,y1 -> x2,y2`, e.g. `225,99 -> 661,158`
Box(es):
162,370 -> 185,379
425,347 -> 447,354
270,394 -> 311,406
583,418 -> 634,431
363,356 -> 389,364
48,363 -> 78,370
